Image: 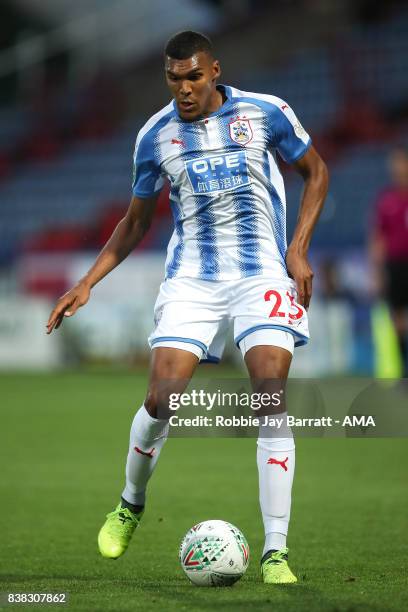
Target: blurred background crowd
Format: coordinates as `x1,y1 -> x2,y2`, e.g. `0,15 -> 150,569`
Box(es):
0,0 -> 407,376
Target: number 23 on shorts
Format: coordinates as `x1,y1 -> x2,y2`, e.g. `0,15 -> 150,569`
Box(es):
264,289 -> 305,325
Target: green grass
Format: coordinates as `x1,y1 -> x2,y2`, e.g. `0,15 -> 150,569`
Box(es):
1,370 -> 407,611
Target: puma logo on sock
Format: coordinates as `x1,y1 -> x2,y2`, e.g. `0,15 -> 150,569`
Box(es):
267,456 -> 288,471
134,446 -> 155,458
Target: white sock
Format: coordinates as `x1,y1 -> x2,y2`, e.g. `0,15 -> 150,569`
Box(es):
121,405 -> 169,507
257,412 -> 295,556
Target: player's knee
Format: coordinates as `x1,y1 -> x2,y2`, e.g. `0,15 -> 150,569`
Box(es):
144,389 -> 162,418
144,386 -> 174,419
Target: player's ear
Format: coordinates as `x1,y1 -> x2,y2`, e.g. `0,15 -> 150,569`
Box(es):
212,59 -> 221,81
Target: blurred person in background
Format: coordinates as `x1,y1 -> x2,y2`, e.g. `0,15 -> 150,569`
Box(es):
370,145 -> 408,378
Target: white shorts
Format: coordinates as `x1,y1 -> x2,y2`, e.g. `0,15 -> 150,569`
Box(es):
148,276 -> 309,362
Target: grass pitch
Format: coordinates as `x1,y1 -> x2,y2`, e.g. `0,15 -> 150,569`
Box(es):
1,370 -> 407,611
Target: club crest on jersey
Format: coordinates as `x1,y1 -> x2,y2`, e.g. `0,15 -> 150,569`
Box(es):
228,117 -> 253,145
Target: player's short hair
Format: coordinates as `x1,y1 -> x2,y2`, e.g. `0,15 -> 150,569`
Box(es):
164,31 -> 213,60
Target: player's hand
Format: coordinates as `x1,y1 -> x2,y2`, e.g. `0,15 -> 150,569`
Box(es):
285,248 -> 313,309
46,282 -> 91,334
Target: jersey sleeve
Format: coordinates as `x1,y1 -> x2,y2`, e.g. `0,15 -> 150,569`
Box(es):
267,100 -> 311,164
132,129 -> 164,198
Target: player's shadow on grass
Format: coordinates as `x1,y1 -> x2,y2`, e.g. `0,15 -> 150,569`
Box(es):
136,580 -> 327,609
135,580 -> 391,612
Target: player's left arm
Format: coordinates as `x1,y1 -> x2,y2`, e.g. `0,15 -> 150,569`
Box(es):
286,145 -> 329,308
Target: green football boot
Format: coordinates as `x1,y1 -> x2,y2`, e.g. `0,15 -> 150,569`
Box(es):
261,548 -> 298,584
98,504 -> 143,559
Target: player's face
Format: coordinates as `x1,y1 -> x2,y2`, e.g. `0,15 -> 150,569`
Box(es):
165,52 -> 221,121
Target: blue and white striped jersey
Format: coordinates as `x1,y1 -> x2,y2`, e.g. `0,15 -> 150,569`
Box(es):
132,85 -> 311,281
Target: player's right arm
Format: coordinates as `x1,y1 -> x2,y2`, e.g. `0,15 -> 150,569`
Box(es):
46,194 -> 158,334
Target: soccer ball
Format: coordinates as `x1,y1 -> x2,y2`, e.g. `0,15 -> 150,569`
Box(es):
179,519 -> 250,587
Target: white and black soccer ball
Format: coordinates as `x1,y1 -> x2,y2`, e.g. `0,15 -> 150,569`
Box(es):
179,519 -> 250,587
